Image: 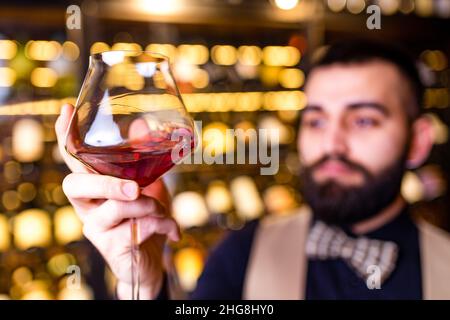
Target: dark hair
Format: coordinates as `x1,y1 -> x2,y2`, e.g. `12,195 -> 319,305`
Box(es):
309,39 -> 424,122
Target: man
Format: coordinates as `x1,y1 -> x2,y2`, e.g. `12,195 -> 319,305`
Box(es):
56,40 -> 450,300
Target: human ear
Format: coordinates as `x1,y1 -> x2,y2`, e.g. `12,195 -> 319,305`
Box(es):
406,115 -> 435,169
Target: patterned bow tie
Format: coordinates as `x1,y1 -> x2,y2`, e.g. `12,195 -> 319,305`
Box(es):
306,220 -> 399,285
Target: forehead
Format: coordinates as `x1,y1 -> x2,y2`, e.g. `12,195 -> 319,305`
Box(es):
305,61 -> 408,114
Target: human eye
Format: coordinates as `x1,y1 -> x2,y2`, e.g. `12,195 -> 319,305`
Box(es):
354,117 -> 378,127
302,114 -> 326,129
349,112 -> 382,129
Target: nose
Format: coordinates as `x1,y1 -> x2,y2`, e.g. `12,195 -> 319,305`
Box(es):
322,121 -> 348,157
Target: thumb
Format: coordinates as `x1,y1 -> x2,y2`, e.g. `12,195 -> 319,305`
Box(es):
55,104 -> 90,173
55,104 -> 74,138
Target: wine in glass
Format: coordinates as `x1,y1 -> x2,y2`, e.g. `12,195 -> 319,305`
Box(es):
65,50 -> 196,300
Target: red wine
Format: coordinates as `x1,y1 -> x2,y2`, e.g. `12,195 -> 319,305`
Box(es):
69,128 -> 193,187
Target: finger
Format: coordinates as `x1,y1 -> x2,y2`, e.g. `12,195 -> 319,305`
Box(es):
139,216 -> 181,243
102,216 -> 180,244
85,197 -> 166,231
141,179 -> 171,215
55,104 -> 90,173
55,104 -> 73,142
66,195 -> 115,224
62,173 -> 139,201
84,216 -> 180,254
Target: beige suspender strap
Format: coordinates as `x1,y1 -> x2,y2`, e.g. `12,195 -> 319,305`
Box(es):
243,209 -> 312,300
417,218 -> 450,299
244,209 -> 450,300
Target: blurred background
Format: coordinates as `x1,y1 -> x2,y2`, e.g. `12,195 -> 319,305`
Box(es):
0,0 -> 449,299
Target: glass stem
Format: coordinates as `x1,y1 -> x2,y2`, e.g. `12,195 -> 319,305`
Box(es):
131,217 -> 140,300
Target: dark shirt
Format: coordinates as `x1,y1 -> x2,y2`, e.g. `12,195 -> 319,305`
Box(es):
189,207 -> 422,300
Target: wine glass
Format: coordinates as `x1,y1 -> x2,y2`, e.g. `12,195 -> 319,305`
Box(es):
64,50 -> 196,300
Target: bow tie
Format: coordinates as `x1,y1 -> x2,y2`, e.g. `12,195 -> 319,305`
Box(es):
306,220 -> 399,285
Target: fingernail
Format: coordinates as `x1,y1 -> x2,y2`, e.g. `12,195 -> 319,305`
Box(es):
122,182 -> 138,199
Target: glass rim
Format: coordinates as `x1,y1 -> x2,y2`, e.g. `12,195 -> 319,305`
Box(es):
89,49 -> 170,61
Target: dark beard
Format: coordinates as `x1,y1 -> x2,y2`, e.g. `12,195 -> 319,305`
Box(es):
300,153 -> 407,226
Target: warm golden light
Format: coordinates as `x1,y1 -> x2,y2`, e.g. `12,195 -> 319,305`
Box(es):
0,67 -> 16,87
57,284 -> 93,300
172,192 -> 209,229
54,206 -> 83,245
0,215 -> 10,251
0,40 -> 18,60
3,161 -> 21,184
140,0 -> 180,15
263,90 -> 307,110
426,113 -> 449,144
327,0 -> 347,12
12,118 -> 45,162
62,41 -> 80,61
274,0 -> 299,10
421,50 -> 448,71
263,185 -> 297,215
202,122 -> 235,155
211,45 -> 238,66
238,46 -> 262,66
191,68 -> 209,89
25,40 -> 62,61
258,115 -> 293,144
146,43 -> 177,62
21,291 -> 52,300
235,92 -> 262,112
230,176 -> 264,220
12,267 -> 33,286
181,91 -> 303,113
263,46 -> 300,67
21,285 -> 53,300
415,0 -> 433,17
0,98 -> 76,116
378,0 -> 400,15
174,247 -> 204,292
278,68 -> 305,88
260,66 -> 281,87
0,92 -> 306,116
346,0 -> 366,14
17,183 -> 37,203
111,42 -> 143,53
205,181 -> 233,213
105,61 -> 145,91
401,171 -> 424,203
2,190 -> 21,211
424,88 -> 449,109
30,67 -> 58,88
399,0 -> 415,14
13,209 -> 52,250
52,186 -> 68,206
90,42 -> 110,54
234,120 -> 257,143
183,93 -> 208,112
47,253 -> 76,277
177,44 -> 209,65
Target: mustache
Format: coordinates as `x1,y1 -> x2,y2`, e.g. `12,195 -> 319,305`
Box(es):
305,155 -> 373,179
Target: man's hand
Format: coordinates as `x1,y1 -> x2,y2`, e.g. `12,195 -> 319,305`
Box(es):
55,104 -> 181,299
